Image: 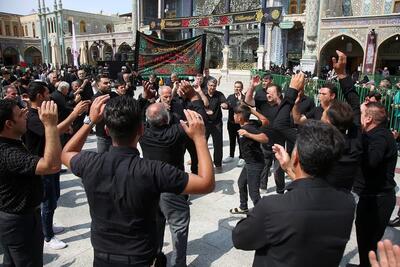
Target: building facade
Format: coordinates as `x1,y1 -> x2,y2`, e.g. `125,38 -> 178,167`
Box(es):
0,0 -> 399,76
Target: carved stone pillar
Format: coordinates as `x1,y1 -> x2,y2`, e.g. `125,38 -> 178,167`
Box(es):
300,0 -> 320,74
264,23 -> 273,70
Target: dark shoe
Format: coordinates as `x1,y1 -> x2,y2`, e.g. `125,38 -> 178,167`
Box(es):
388,216 -> 400,227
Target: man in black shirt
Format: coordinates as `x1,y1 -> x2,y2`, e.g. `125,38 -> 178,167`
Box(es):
355,102 -> 397,267
77,69 -> 94,101
61,95 -> 215,266
292,82 -> 337,124
0,98 -> 61,266
140,102 -> 190,267
232,120 -> 355,267
92,74 -> 119,153
229,105 -> 269,214
25,81 -> 89,250
224,81 -> 245,166
205,79 -> 228,167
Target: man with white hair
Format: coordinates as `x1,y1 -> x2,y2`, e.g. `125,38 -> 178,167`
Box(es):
51,81 -> 72,122
47,72 -> 58,93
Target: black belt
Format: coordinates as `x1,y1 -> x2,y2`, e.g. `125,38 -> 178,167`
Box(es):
94,251 -> 154,266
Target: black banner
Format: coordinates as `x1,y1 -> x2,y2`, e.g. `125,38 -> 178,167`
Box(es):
134,31 -> 206,77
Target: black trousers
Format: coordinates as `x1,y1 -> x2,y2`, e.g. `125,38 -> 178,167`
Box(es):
93,251 -> 154,267
186,140 -> 198,174
206,121 -> 223,167
227,121 -> 242,158
238,162 -> 264,210
0,208 -> 43,267
260,146 -> 285,193
355,190 -> 396,267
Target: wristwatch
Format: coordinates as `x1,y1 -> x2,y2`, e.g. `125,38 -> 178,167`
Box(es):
84,116 -> 95,128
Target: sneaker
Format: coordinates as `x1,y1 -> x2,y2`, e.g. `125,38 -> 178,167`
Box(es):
223,157 -> 234,163
53,225 -> 64,234
237,159 -> 245,167
45,237 -> 67,250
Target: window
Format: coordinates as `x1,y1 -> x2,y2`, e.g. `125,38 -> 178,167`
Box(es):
25,25 -> 28,36
5,25 -> 10,36
300,0 -> 306,13
289,0 -> 298,14
394,0 -> 400,13
106,24 -> 112,33
32,23 -> 36,37
80,20 -> 86,33
13,25 -> 18,36
0,25 -> 2,35
68,20 -> 73,33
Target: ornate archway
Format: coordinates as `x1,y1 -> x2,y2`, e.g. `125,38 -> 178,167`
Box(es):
89,43 -> 100,64
319,35 -> 364,75
24,46 -> 42,65
103,42 -> 113,61
3,47 -> 19,66
208,37 -> 223,68
376,34 -> 400,75
240,37 -> 258,63
117,43 -> 132,61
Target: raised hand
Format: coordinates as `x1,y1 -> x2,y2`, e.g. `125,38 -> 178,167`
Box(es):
180,109 -> 205,141
142,81 -> 155,99
72,100 -> 90,116
179,80 -> 196,100
369,240 -> 400,267
332,50 -> 347,79
272,144 -> 291,172
250,75 -> 261,88
289,72 -> 305,91
38,100 -> 58,127
89,94 -> 110,124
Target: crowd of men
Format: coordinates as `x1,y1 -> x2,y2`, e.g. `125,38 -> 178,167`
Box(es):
0,50 -> 399,267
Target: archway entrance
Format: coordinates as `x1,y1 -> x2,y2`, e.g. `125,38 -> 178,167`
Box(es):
240,37 -> 258,63
24,46 -> 42,65
103,43 -> 113,61
208,37 -> 223,68
118,43 -> 133,61
89,43 -> 100,64
3,47 -> 19,66
377,35 -> 400,75
66,47 -> 73,65
320,35 -> 364,75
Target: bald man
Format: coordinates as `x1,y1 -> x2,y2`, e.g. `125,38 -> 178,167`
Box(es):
140,102 -> 190,266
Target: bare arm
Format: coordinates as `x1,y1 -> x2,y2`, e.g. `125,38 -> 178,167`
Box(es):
181,109 -> 215,194
196,88 -> 209,107
61,95 -> 110,169
57,100 -> 90,134
35,101 -> 62,175
238,129 -> 268,144
250,108 -> 269,127
272,144 -> 296,179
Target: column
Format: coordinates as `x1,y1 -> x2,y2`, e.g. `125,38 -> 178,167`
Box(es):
58,0 -> 65,65
264,23 -> 273,70
257,0 -> 267,69
157,0 -> 164,39
1,20 -> 6,36
300,0 -> 321,74
221,0 -> 231,71
132,0 -> 138,45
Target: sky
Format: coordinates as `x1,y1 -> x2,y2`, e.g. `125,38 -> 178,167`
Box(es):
0,0 -> 132,15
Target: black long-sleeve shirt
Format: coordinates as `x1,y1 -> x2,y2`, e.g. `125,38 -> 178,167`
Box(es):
355,124 -> 397,195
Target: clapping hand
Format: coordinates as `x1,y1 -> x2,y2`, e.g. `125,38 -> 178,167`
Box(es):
289,72 -> 305,91
369,240 -> 400,267
272,144 -> 291,173
89,95 -> 110,124
38,101 -> 58,127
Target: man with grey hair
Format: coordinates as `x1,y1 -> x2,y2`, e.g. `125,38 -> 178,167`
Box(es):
140,102 -> 190,267
51,81 -> 72,122
47,72 -> 58,93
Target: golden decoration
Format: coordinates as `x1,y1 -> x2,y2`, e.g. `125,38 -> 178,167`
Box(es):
271,9 -> 281,20
256,9 -> 263,22
160,20 -> 165,30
